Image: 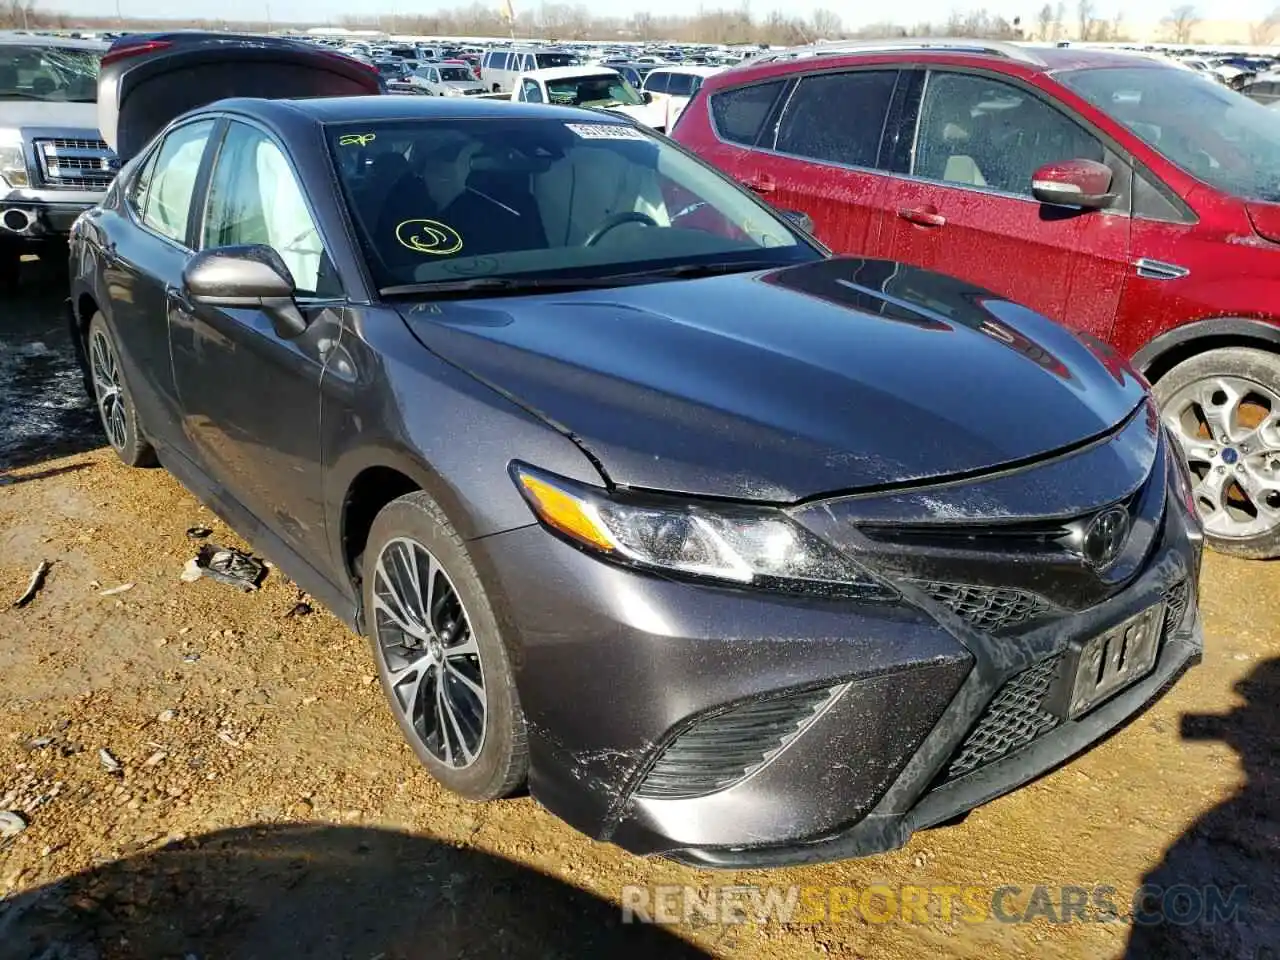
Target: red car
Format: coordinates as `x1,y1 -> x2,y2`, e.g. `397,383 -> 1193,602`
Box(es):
673,40 -> 1280,559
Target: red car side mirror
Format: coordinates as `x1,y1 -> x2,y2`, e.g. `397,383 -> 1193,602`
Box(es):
1031,158 -> 1116,210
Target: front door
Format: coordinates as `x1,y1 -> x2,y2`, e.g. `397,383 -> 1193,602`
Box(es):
878,70 -> 1129,338
170,119 -> 344,561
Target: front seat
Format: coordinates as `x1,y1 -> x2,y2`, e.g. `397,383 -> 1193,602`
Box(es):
532,144 -> 670,247
923,98 -> 987,188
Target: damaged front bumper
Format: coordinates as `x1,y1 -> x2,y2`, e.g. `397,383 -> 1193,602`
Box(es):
470,417 -> 1204,868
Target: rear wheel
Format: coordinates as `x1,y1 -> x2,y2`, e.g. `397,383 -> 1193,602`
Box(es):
362,491 -> 528,801
87,313 -> 156,467
1154,346 -> 1280,559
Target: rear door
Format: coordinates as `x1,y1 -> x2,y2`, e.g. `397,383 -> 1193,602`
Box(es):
170,118 -> 342,561
102,117 -> 218,454
878,69 -> 1130,336
737,68 -> 899,255
98,32 -> 382,163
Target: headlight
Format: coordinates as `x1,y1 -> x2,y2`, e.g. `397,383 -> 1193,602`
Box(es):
0,129 -> 29,188
1164,425 -> 1203,536
511,463 -> 894,599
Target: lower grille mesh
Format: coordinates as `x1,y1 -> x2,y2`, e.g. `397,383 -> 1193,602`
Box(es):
912,580 -> 1053,633
636,687 -> 837,800
939,655 -> 1064,783
1164,579 -> 1190,635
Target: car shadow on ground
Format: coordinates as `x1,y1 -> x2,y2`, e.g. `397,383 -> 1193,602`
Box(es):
1124,656 -> 1280,959
0,257 -> 104,474
0,822 -> 711,960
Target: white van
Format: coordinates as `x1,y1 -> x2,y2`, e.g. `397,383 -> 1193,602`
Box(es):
640,65 -> 720,129
480,46 -> 578,93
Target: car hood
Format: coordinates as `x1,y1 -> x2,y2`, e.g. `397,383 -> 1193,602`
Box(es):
397,258 -> 1148,502
443,81 -> 484,91
2,100 -> 99,131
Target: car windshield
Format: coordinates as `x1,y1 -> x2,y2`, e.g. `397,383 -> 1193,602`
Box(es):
0,44 -> 101,102
327,117 -> 817,291
375,61 -> 403,76
545,74 -> 643,107
439,67 -> 473,82
534,53 -> 577,69
1060,65 -> 1280,202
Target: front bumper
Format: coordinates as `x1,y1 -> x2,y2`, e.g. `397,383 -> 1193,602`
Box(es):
470,459 -> 1202,868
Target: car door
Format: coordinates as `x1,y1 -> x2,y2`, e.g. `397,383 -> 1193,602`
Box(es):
878,70 -> 1130,337
169,118 -> 344,561
104,117 -> 218,454
738,69 -> 899,255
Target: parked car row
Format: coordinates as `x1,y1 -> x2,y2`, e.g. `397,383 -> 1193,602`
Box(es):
65,30 -> 1205,870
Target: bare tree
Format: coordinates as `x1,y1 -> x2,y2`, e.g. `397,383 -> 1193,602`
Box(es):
1249,7 -> 1280,45
1054,1 -> 1066,39
1076,0 -> 1094,40
1036,3 -> 1054,40
1164,4 -> 1199,44
809,8 -> 842,40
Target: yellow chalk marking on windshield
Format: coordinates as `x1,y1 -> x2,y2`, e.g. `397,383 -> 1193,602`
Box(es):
338,133 -> 377,147
395,219 -> 463,256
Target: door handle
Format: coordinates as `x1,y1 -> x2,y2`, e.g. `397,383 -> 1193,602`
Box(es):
898,205 -> 947,228
740,174 -> 777,195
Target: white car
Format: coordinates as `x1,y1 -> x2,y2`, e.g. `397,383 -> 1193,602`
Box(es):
640,66 -> 721,130
507,66 -> 667,130
408,63 -> 487,97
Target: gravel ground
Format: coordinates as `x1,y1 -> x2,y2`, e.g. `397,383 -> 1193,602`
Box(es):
1,259 -> 1277,959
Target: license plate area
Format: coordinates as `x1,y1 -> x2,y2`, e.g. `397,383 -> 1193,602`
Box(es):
1062,603 -> 1165,720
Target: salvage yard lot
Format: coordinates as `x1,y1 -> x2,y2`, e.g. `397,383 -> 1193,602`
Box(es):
1,261 -> 1278,959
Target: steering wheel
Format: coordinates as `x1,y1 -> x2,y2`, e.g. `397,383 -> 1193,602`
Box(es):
582,211 -> 659,246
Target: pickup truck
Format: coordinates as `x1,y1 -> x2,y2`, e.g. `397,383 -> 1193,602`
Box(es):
1,33 -> 116,287
483,66 -> 670,131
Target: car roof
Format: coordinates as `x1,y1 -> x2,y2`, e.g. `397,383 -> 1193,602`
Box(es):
713,40 -> 1170,85
218,94 -> 626,126
0,32 -> 108,50
528,65 -> 618,80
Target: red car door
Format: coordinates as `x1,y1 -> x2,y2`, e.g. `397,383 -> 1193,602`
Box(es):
878,70 -> 1129,339
735,69 -> 900,255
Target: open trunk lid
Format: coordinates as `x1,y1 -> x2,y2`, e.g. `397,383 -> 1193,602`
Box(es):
98,32 -> 385,163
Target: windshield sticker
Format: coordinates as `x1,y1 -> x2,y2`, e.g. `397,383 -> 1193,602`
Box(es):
396,219 -> 464,256
564,123 -> 649,141
338,133 -> 377,147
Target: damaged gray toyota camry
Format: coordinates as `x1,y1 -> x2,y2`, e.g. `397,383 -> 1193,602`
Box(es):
67,33 -> 1204,868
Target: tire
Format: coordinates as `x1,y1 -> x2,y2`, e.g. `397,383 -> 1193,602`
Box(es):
1152,346 -> 1280,559
362,491 -> 528,800
86,312 -> 157,468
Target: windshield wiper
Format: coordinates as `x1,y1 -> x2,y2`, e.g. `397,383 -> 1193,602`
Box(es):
379,276 -> 633,297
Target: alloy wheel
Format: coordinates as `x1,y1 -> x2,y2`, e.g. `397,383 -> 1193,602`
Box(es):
89,328 -> 128,452
1162,374 -> 1280,539
371,536 -> 487,768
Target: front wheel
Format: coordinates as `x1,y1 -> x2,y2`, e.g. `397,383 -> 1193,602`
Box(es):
1154,346 -> 1280,559
362,491 -> 528,800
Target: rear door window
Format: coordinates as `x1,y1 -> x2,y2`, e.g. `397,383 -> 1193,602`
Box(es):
710,80 -> 788,146
775,70 -> 898,168
666,72 -> 696,97
913,71 -> 1105,196
140,119 -> 216,245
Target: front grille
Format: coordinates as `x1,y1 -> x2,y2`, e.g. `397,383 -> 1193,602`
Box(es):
635,686 -> 837,800
939,655 -> 1064,783
1164,579 -> 1190,635
32,137 -> 116,192
911,580 -> 1053,633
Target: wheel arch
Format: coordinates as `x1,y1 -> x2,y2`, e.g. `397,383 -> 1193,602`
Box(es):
1132,317 -> 1280,384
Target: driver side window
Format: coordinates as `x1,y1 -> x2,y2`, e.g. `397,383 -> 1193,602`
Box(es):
201,121 -> 340,298
522,79 -> 544,103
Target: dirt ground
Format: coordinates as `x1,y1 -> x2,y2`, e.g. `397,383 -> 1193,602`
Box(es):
1,260 -> 1277,960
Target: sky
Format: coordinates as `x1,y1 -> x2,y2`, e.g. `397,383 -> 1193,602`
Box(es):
55,0 -> 1280,29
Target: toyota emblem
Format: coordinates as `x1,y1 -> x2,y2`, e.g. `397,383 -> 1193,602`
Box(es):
1083,506 -> 1131,569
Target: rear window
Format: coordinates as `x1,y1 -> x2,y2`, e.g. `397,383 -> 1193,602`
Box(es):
645,72 -> 669,94
0,44 -> 101,102
666,73 -> 696,97
535,52 -> 578,69
710,80 -> 787,146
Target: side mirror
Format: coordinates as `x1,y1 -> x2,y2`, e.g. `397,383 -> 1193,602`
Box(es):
779,208 -> 814,234
642,90 -> 653,104
183,245 -> 309,339
1031,159 -> 1116,210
